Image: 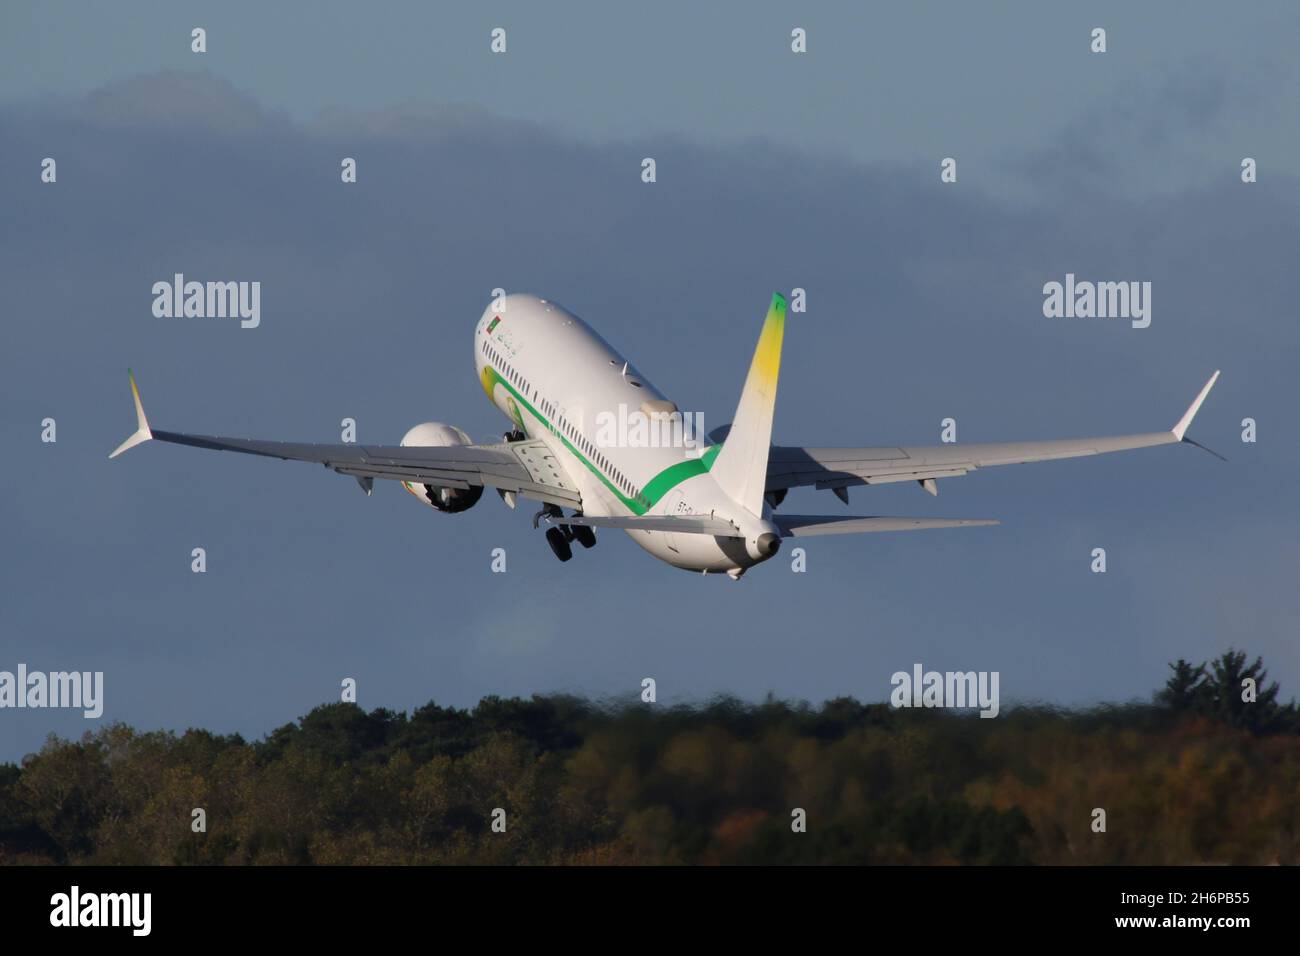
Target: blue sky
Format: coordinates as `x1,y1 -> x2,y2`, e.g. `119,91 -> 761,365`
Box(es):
2,1 -> 1297,761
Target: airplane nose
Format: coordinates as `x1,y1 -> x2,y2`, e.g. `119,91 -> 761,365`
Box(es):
756,532 -> 780,558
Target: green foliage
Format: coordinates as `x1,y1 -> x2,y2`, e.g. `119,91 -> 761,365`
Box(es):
1,655 -> 1297,865
1158,648 -> 1299,733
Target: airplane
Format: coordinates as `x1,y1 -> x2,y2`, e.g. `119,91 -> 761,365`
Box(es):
111,293 -> 1221,580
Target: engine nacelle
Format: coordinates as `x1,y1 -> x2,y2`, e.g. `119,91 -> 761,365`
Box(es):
400,422 -> 483,513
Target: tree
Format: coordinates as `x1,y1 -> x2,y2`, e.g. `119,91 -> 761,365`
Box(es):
1207,649 -> 1280,733
1158,649 -> 1294,734
1157,659 -> 1210,713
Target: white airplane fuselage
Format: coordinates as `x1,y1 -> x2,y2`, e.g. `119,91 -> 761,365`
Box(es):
470,295 -> 780,575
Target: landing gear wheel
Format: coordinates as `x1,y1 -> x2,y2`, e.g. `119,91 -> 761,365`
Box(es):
545,527 -> 573,562
573,525 -> 596,549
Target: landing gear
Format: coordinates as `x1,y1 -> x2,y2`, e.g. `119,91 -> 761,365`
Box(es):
545,527 -> 573,562
535,507 -> 593,561
502,429 -> 526,443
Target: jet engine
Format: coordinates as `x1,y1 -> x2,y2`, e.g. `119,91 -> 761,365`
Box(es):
400,422 -> 483,513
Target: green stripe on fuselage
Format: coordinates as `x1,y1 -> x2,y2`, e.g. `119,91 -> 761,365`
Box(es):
483,366 -> 720,515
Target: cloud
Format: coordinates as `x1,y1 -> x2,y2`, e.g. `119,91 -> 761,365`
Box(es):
79,70 -> 290,135
1015,57 -> 1286,196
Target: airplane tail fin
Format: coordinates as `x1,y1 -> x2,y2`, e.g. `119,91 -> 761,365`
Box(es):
709,293 -> 786,516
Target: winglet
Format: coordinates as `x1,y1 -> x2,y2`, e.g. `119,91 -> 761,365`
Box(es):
109,369 -> 153,459
1171,370 -> 1220,441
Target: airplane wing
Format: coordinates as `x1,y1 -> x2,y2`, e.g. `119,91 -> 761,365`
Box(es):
766,371 -> 1220,497
108,372 -> 582,509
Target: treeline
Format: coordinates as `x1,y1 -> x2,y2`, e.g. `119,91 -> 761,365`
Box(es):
2,649 -> 1298,865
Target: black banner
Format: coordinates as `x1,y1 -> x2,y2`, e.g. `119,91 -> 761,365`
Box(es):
0,865 -> 1285,941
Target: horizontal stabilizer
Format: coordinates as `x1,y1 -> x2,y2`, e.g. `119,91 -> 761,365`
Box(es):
544,513 -> 743,538
773,515 -> 999,538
